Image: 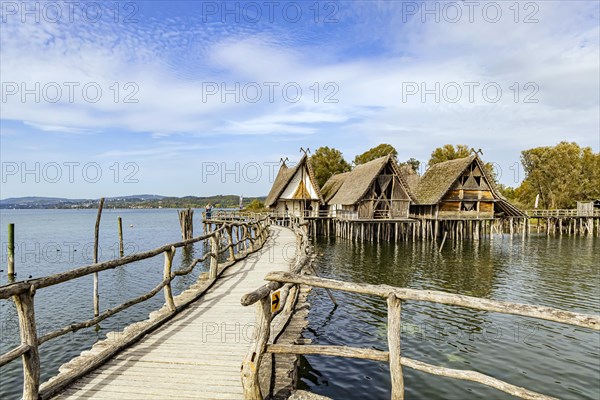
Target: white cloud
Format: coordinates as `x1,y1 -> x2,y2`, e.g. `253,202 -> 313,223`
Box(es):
1,0 -> 598,196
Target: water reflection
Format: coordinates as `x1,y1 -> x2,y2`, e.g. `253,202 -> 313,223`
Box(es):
301,235 -> 600,399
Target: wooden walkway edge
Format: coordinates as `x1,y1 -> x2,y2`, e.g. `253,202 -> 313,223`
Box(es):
53,226 -> 296,399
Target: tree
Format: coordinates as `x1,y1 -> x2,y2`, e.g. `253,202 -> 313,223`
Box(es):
519,142 -> 599,209
399,157 -> 420,173
428,144 -> 470,167
245,199 -> 265,211
354,144 -> 398,165
311,146 -> 351,188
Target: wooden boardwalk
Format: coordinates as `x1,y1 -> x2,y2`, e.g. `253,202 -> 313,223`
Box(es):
55,226 -> 295,399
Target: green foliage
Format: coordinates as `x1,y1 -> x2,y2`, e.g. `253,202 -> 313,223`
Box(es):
245,199 -> 265,211
428,144 -> 471,167
354,144 -> 398,165
399,157 -> 420,173
519,142 -> 599,209
310,146 -> 351,188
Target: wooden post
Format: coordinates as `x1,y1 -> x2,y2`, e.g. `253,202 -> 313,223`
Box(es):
7,223 -> 15,279
226,225 -> 235,261
241,225 -> 248,252
248,225 -> 255,252
93,198 -> 105,318
210,232 -> 219,279
387,294 -> 404,400
14,286 -> 40,400
163,246 -> 176,312
241,296 -> 271,400
439,231 -> 447,253
178,208 -> 194,240
117,216 -> 124,258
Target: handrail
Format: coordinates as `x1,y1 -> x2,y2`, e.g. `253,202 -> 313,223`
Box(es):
264,272 -> 599,330
526,209 -> 600,217
240,220 -> 312,398
240,270 -> 599,400
0,216 -> 270,400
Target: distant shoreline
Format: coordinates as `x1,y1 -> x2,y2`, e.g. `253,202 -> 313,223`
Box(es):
0,195 -> 266,210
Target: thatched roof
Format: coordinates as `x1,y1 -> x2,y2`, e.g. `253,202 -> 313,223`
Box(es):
413,154 -> 526,217
320,172 -> 350,203
264,155 -> 323,207
326,155 -> 414,205
413,156 -> 476,204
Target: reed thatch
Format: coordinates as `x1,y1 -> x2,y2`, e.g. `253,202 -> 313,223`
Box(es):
265,155 -> 323,207
320,172 -> 350,203
326,155 -> 414,205
413,156 -> 476,204
413,154 -> 526,217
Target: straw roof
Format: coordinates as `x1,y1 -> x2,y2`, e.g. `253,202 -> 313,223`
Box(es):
320,172 -> 350,203
413,156 -> 476,204
264,155 -> 323,207
326,155 -> 414,205
413,154 -> 526,217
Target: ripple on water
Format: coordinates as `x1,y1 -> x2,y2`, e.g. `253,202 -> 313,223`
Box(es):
300,235 -> 600,399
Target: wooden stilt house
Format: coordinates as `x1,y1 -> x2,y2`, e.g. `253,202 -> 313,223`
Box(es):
409,154 -> 526,219
321,155 -> 415,219
265,155 -> 323,217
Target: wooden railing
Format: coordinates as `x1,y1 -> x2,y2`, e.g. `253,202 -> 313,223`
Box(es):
240,272 -> 599,400
239,221 -> 312,398
0,217 -> 270,400
204,210 -> 269,221
526,209 -> 600,217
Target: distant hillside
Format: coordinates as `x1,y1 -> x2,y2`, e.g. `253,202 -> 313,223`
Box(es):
0,195 -> 265,209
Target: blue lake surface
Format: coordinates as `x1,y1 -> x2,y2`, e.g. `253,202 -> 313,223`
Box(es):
0,208 -> 209,399
0,209 -> 599,399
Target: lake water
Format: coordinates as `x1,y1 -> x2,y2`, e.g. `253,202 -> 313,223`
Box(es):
0,210 -> 598,399
300,235 -> 600,399
0,209 -> 209,400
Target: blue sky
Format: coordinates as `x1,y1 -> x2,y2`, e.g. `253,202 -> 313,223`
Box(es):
1,0 -> 599,198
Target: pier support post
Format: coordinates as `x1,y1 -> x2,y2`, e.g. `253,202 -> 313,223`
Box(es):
7,223 -> 15,280
93,198 -> 105,318
117,217 -> 124,258
226,225 -> 236,261
163,246 -> 176,312
14,287 -> 40,400
387,294 -> 404,400
178,208 -> 194,240
209,232 -> 219,279
241,296 -> 271,400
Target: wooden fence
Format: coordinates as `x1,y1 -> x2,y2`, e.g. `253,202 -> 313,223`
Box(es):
239,221 -> 312,398
241,271 -> 599,400
0,216 -> 269,400
526,209 -> 600,217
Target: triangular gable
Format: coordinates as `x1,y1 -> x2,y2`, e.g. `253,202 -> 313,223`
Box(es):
431,155 -> 527,217
328,155 -> 413,205
265,154 -> 323,207
281,165 -> 319,200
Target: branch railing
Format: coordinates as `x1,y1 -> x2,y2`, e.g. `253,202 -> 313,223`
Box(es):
240,271 -> 599,400
526,209 -> 600,217
239,221 -> 312,398
0,216 -> 270,400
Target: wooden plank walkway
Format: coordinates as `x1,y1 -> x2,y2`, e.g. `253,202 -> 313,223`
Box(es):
55,226 -> 295,400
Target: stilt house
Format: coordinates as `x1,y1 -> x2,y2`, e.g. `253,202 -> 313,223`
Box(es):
265,155 -> 323,217
321,155 -> 415,219
409,154 -> 526,219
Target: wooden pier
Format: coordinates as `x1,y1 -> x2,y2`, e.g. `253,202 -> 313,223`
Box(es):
53,225 -> 296,399
0,214 -> 312,400
2,211 -> 599,400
